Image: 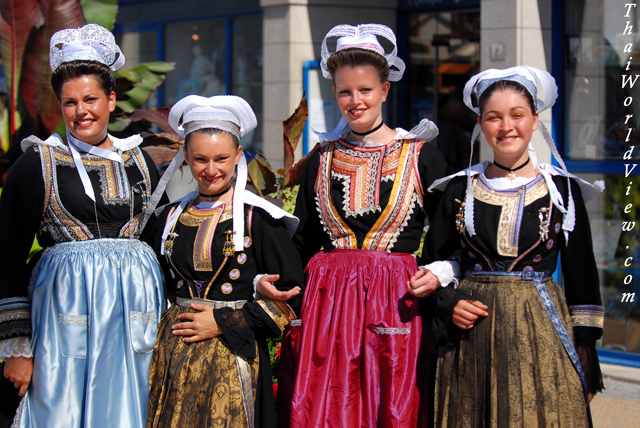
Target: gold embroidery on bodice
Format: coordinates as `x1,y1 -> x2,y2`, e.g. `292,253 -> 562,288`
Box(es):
473,175 -> 548,257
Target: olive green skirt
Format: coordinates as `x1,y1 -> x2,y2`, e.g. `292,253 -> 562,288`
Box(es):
147,304 -> 259,428
435,274 -> 589,428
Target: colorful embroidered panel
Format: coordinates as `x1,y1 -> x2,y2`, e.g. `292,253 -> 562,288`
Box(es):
569,304 -> 605,328
256,298 -> 296,333
37,144 -> 152,242
473,175 -> 548,257
0,296 -> 31,339
315,140 -> 424,252
180,203 -> 232,271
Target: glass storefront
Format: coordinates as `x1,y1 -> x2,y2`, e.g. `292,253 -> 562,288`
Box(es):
404,9 -> 480,174
562,0 -> 640,358
115,13 -> 263,151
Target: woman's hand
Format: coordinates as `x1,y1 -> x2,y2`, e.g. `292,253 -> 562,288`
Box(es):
256,274 -> 301,301
407,268 -> 440,298
3,356 -> 33,396
452,300 -> 489,329
173,303 -> 222,343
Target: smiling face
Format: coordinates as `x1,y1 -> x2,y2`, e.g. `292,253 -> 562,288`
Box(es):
333,65 -> 390,134
479,88 -> 539,165
184,130 -> 242,197
60,75 -> 115,147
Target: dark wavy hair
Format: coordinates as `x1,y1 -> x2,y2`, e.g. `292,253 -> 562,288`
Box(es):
51,60 -> 116,101
476,80 -> 536,115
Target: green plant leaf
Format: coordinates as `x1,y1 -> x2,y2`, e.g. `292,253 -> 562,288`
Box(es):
115,62 -> 175,113
80,0 -> 118,31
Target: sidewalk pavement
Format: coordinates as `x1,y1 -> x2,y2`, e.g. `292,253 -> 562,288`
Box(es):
590,363 -> 640,427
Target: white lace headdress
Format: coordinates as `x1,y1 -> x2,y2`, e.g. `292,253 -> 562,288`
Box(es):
159,95 -> 258,254
50,23 -> 125,72
316,24 -> 437,143
320,23 -> 405,82
460,66 -> 603,241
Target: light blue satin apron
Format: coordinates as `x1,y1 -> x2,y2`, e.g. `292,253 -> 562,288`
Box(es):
14,238 -> 165,428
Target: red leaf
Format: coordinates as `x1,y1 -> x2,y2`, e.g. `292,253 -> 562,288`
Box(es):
282,93 -> 308,187
35,0 -> 85,137
141,146 -> 180,166
0,0 -> 45,141
285,143 -> 319,189
121,108 -> 174,133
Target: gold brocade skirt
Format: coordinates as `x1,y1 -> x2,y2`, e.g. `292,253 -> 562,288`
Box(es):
434,274 -> 589,428
146,304 -> 259,428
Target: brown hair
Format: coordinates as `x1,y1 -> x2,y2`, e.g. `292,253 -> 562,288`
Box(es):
326,48 -> 390,83
184,127 -> 240,150
477,80 -> 536,116
51,60 -> 116,101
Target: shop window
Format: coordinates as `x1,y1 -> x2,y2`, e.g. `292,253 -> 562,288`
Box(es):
164,19 -> 227,107
563,0 -> 640,160
231,15 -> 263,152
405,10 -> 480,174
578,173 -> 640,355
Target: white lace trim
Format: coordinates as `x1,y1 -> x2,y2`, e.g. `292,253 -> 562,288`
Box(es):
290,319 -> 302,327
11,397 -> 25,428
58,314 -> 88,326
253,273 -> 267,301
376,327 -> 411,335
0,337 -> 33,359
421,260 -> 461,288
130,310 -> 157,325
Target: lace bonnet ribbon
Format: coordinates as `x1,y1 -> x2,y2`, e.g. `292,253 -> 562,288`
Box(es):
316,23 -> 413,142
48,24 -> 126,201
50,23 -> 125,72
461,65 -> 601,242
156,95 -> 258,254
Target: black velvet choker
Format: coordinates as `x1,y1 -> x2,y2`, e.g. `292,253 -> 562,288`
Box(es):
493,157 -> 530,180
351,120 -> 384,136
493,157 -> 530,172
94,133 -> 109,146
199,185 -> 232,199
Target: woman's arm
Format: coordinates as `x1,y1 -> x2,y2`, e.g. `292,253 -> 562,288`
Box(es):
198,207 -> 305,359
0,146 -> 46,393
558,178 -> 605,395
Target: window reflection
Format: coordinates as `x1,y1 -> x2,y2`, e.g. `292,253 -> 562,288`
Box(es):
165,19 -> 227,107
563,0 -> 640,160
406,10 -> 480,173
578,173 -> 640,355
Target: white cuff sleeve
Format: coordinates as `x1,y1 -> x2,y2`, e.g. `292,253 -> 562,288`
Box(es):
0,336 -> 33,360
253,274 -> 267,300
421,260 -> 461,288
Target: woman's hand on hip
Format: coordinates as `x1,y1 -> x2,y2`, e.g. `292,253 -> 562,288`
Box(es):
173,303 -> 222,343
407,268 -> 440,298
4,356 -> 33,396
256,274 -> 301,301
452,300 -> 489,329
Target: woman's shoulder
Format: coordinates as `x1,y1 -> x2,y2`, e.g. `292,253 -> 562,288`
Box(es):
243,191 -> 298,235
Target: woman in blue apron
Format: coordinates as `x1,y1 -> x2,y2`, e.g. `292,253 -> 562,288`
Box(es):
0,24 -> 166,428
